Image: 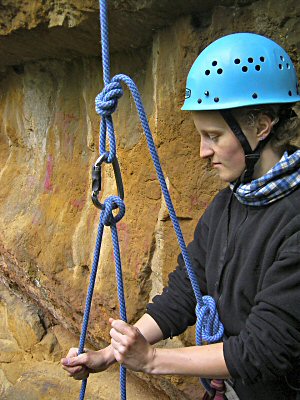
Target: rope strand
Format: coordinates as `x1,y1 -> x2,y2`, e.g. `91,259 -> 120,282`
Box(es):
77,1 -> 224,398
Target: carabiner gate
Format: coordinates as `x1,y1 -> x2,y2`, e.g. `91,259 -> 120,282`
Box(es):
91,154 -> 124,210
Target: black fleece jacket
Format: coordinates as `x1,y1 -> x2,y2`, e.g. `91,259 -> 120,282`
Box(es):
146,186 -> 300,399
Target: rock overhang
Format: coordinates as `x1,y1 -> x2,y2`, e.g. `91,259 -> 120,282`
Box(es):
0,0 -> 216,67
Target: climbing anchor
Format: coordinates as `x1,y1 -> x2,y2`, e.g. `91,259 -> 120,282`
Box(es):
77,1 -> 224,399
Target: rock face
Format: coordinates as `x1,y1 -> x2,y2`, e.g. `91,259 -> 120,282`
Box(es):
0,0 -> 300,399
0,0 -> 214,67
0,283 -> 169,400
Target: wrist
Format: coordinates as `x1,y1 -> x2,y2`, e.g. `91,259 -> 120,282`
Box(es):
102,345 -> 116,368
143,347 -> 157,374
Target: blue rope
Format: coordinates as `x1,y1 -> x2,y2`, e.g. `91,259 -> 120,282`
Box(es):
78,195 -> 127,400
77,0 -> 224,398
95,72 -> 224,342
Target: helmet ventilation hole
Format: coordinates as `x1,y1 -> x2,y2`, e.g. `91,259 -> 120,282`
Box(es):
182,34 -> 300,113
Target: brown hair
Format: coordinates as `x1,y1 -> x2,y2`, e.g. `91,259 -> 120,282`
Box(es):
234,104 -> 300,149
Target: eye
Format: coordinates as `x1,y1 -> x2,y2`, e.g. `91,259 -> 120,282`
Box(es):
209,135 -> 219,143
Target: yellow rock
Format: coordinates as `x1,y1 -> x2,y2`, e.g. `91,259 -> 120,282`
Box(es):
1,1 -> 299,399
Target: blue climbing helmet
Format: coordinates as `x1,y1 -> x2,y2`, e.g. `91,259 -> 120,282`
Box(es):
182,32 -> 300,183
182,32 -> 300,110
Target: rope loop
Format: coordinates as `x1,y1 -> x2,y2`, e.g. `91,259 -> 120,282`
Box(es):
195,296 -> 224,345
95,81 -> 124,117
79,1 -> 224,398
100,195 -> 126,226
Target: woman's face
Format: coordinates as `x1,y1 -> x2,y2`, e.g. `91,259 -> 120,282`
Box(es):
192,111 -> 248,182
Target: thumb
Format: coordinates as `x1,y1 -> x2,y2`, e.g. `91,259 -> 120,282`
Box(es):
61,353 -> 87,367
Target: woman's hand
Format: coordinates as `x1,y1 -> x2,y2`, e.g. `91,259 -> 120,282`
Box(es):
109,318 -> 155,373
61,345 -> 115,380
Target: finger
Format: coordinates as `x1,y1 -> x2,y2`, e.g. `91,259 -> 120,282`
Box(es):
110,327 -> 129,344
112,347 -> 124,364
63,365 -> 84,375
65,347 -> 89,359
110,319 -> 139,338
66,347 -> 79,358
61,353 -> 88,367
110,338 -> 128,355
69,368 -> 89,381
72,371 -> 89,381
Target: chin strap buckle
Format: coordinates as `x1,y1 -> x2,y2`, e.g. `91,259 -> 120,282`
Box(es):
240,153 -> 261,183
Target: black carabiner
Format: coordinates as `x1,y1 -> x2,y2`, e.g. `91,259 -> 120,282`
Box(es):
91,154 -> 124,210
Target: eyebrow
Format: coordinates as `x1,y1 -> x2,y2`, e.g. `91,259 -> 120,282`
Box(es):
201,128 -> 224,135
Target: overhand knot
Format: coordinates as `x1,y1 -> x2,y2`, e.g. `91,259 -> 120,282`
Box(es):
100,196 -> 125,226
95,81 -> 124,117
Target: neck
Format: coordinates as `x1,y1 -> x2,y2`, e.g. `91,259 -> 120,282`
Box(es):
252,143 -> 285,179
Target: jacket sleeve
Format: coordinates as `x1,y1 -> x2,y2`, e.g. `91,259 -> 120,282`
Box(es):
146,216 -> 208,339
223,228 -> 300,383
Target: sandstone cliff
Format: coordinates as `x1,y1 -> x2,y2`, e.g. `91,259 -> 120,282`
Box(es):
0,1 -> 299,399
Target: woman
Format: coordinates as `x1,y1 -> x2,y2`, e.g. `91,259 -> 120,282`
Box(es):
62,33 -> 300,399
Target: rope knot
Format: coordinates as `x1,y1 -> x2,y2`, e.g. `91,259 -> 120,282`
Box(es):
195,296 -> 224,345
95,81 -> 123,117
100,195 -> 125,226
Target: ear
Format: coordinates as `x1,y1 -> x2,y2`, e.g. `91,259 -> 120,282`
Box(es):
256,114 -> 277,141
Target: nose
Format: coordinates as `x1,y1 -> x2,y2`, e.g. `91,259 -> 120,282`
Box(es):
200,137 -> 214,159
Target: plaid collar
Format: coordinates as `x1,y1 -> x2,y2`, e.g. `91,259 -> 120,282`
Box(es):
230,148 -> 300,206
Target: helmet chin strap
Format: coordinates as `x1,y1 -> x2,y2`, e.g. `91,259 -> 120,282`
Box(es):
220,110 -> 272,188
